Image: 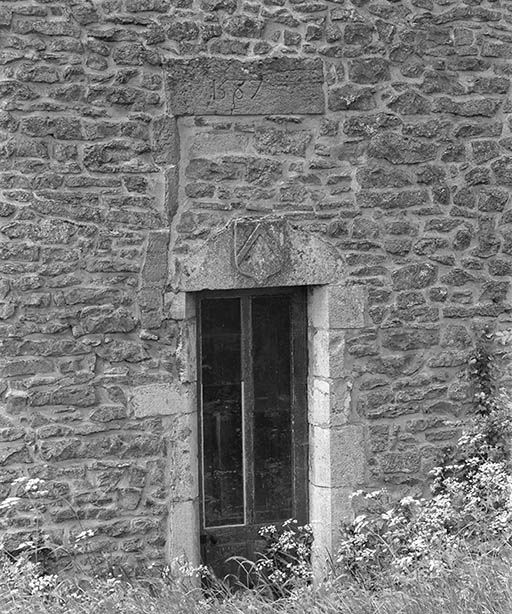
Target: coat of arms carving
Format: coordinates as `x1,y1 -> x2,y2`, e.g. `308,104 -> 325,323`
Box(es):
233,219 -> 287,282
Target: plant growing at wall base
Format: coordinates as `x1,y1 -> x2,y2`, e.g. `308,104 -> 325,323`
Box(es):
225,519 -> 313,598
253,519 -> 313,597
0,476 -> 99,577
336,332 -> 512,588
0,478 -> 58,575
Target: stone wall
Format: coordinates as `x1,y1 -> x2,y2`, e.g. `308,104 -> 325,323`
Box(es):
1,0 -> 512,572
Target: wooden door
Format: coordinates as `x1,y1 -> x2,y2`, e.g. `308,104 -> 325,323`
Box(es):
198,288 -> 308,580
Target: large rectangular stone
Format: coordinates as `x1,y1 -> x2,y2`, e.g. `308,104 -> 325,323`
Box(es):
310,424 -> 366,489
165,291 -> 195,321
151,115 -> 179,166
309,284 -> 366,330
309,377 -> 351,427
166,412 -> 198,501
130,383 -> 194,418
329,285 -> 366,329
309,484 -> 354,577
310,328 -> 345,379
166,57 -> 325,116
166,499 -> 200,567
141,230 -> 169,285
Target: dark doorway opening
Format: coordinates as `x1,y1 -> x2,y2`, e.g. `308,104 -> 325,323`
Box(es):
198,287 -> 308,579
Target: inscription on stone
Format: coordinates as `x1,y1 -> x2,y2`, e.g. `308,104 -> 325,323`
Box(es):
166,58 -> 325,116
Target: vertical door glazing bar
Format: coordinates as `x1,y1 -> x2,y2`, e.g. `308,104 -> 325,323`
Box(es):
241,296 -> 255,527
291,290 -> 309,524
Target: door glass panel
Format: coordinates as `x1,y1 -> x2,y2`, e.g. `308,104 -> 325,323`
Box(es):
252,296 -> 293,523
201,298 -> 244,527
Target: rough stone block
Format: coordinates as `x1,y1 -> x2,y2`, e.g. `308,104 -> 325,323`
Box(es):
83,140 -> 158,173
74,306 -> 138,337
309,377 -> 330,426
309,285 -> 366,330
166,412 -> 198,501
357,189 -> 429,210
166,292 -> 195,320
369,133 -> 438,164
166,165 -> 179,220
190,132 -> 250,157
310,327 -> 346,379
309,425 -> 330,488
392,262 -> 438,290
331,425 -> 367,488
309,377 -> 351,427
310,484 -> 353,576
0,8 -> 12,26
329,285 -> 366,329
130,383 -> 194,418
254,128 -> 312,156
309,286 -> 330,330
167,499 -> 200,566
141,231 -> 169,286
329,331 -> 346,378
349,58 -> 390,84
166,58 -> 325,115
331,379 -> 354,425
310,425 -> 366,489
151,115 -> 179,166
176,319 -> 197,384
310,328 -> 328,378
328,84 -> 376,111
382,327 -> 440,351
492,157 -> 512,185
432,97 -> 501,117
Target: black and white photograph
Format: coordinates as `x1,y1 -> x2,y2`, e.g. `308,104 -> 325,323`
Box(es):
0,0 -> 511,612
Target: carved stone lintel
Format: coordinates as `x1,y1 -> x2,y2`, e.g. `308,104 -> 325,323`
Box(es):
173,217 -> 342,292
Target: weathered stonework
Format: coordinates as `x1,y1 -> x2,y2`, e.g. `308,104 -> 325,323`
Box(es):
166,57 -> 325,115
1,0 -> 512,576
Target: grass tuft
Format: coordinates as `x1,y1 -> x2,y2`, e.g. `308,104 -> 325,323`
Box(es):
1,547 -> 511,614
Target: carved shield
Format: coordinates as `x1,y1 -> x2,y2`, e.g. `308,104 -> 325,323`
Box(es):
233,219 -> 286,282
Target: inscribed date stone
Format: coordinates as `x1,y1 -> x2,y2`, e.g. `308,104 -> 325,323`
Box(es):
166,57 -> 325,116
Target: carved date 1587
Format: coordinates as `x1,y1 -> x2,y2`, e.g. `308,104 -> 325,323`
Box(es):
210,79 -> 264,111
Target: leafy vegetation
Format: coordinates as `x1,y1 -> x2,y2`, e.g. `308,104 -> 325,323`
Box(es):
224,519 -> 313,598
1,548 -> 512,614
336,330 -> 512,588
1,332 -> 512,613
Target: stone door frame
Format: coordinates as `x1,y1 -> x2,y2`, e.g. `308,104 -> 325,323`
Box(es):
164,278 -> 368,578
